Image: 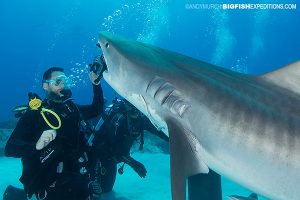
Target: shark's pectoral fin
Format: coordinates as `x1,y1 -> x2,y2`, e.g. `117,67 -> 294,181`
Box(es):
167,119 -> 208,200
259,60 -> 300,94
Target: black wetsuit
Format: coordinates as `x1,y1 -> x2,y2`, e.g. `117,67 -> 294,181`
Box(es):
5,84 -> 104,200
92,105 -> 169,192
94,108 -> 168,160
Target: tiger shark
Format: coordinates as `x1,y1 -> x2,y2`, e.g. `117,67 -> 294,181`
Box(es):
98,32 -> 300,200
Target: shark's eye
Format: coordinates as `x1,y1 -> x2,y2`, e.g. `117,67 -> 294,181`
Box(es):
105,42 -> 110,48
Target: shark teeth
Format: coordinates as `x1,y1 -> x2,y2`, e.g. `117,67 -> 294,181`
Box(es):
146,76 -> 190,117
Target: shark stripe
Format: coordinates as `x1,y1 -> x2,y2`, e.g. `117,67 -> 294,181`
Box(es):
99,32 -> 300,200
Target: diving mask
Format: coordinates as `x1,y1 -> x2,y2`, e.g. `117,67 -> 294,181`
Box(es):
45,75 -> 71,88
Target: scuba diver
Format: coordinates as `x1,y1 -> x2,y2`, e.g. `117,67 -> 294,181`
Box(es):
3,49 -> 169,199
4,57 -> 106,200
85,44 -> 169,193
87,97 -> 169,193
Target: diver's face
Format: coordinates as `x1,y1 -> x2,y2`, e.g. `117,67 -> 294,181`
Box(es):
43,71 -> 70,98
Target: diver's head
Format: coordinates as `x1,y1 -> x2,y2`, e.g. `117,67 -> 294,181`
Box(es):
42,67 -> 72,101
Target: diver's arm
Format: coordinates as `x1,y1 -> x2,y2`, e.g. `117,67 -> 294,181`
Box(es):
78,84 -> 104,120
5,113 -> 38,158
119,155 -> 147,178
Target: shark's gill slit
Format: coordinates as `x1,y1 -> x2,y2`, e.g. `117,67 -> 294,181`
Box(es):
153,82 -> 169,99
161,89 -> 175,105
154,82 -> 176,104
171,99 -> 190,117
146,76 -> 190,117
146,76 -> 161,93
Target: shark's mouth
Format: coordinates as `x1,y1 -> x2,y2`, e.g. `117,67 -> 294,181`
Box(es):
97,40 -> 110,74
103,66 -> 109,74
102,55 -> 109,74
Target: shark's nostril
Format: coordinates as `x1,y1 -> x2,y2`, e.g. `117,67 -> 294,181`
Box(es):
105,42 -> 109,48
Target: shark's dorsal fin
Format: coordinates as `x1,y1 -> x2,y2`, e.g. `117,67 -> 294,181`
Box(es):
259,61 -> 300,94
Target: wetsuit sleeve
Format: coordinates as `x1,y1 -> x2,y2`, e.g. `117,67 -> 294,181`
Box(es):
5,112 -> 39,158
77,84 -> 104,120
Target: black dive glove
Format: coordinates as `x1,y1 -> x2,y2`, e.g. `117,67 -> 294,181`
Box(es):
89,54 -> 107,84
121,155 -> 147,178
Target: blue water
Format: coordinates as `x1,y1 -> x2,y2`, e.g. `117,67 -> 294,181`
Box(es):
1,0 -> 299,122
0,0 -> 299,199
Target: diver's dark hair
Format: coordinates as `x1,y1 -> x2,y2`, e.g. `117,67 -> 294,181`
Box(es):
42,67 -> 64,82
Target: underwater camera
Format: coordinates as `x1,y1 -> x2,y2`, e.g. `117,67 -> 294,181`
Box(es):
89,54 -> 107,83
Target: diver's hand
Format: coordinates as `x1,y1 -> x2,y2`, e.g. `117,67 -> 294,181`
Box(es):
36,130 -> 57,150
120,155 -> 147,178
130,159 -> 147,178
89,71 -> 101,85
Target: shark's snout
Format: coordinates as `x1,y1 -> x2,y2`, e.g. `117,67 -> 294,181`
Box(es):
98,34 -> 111,74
